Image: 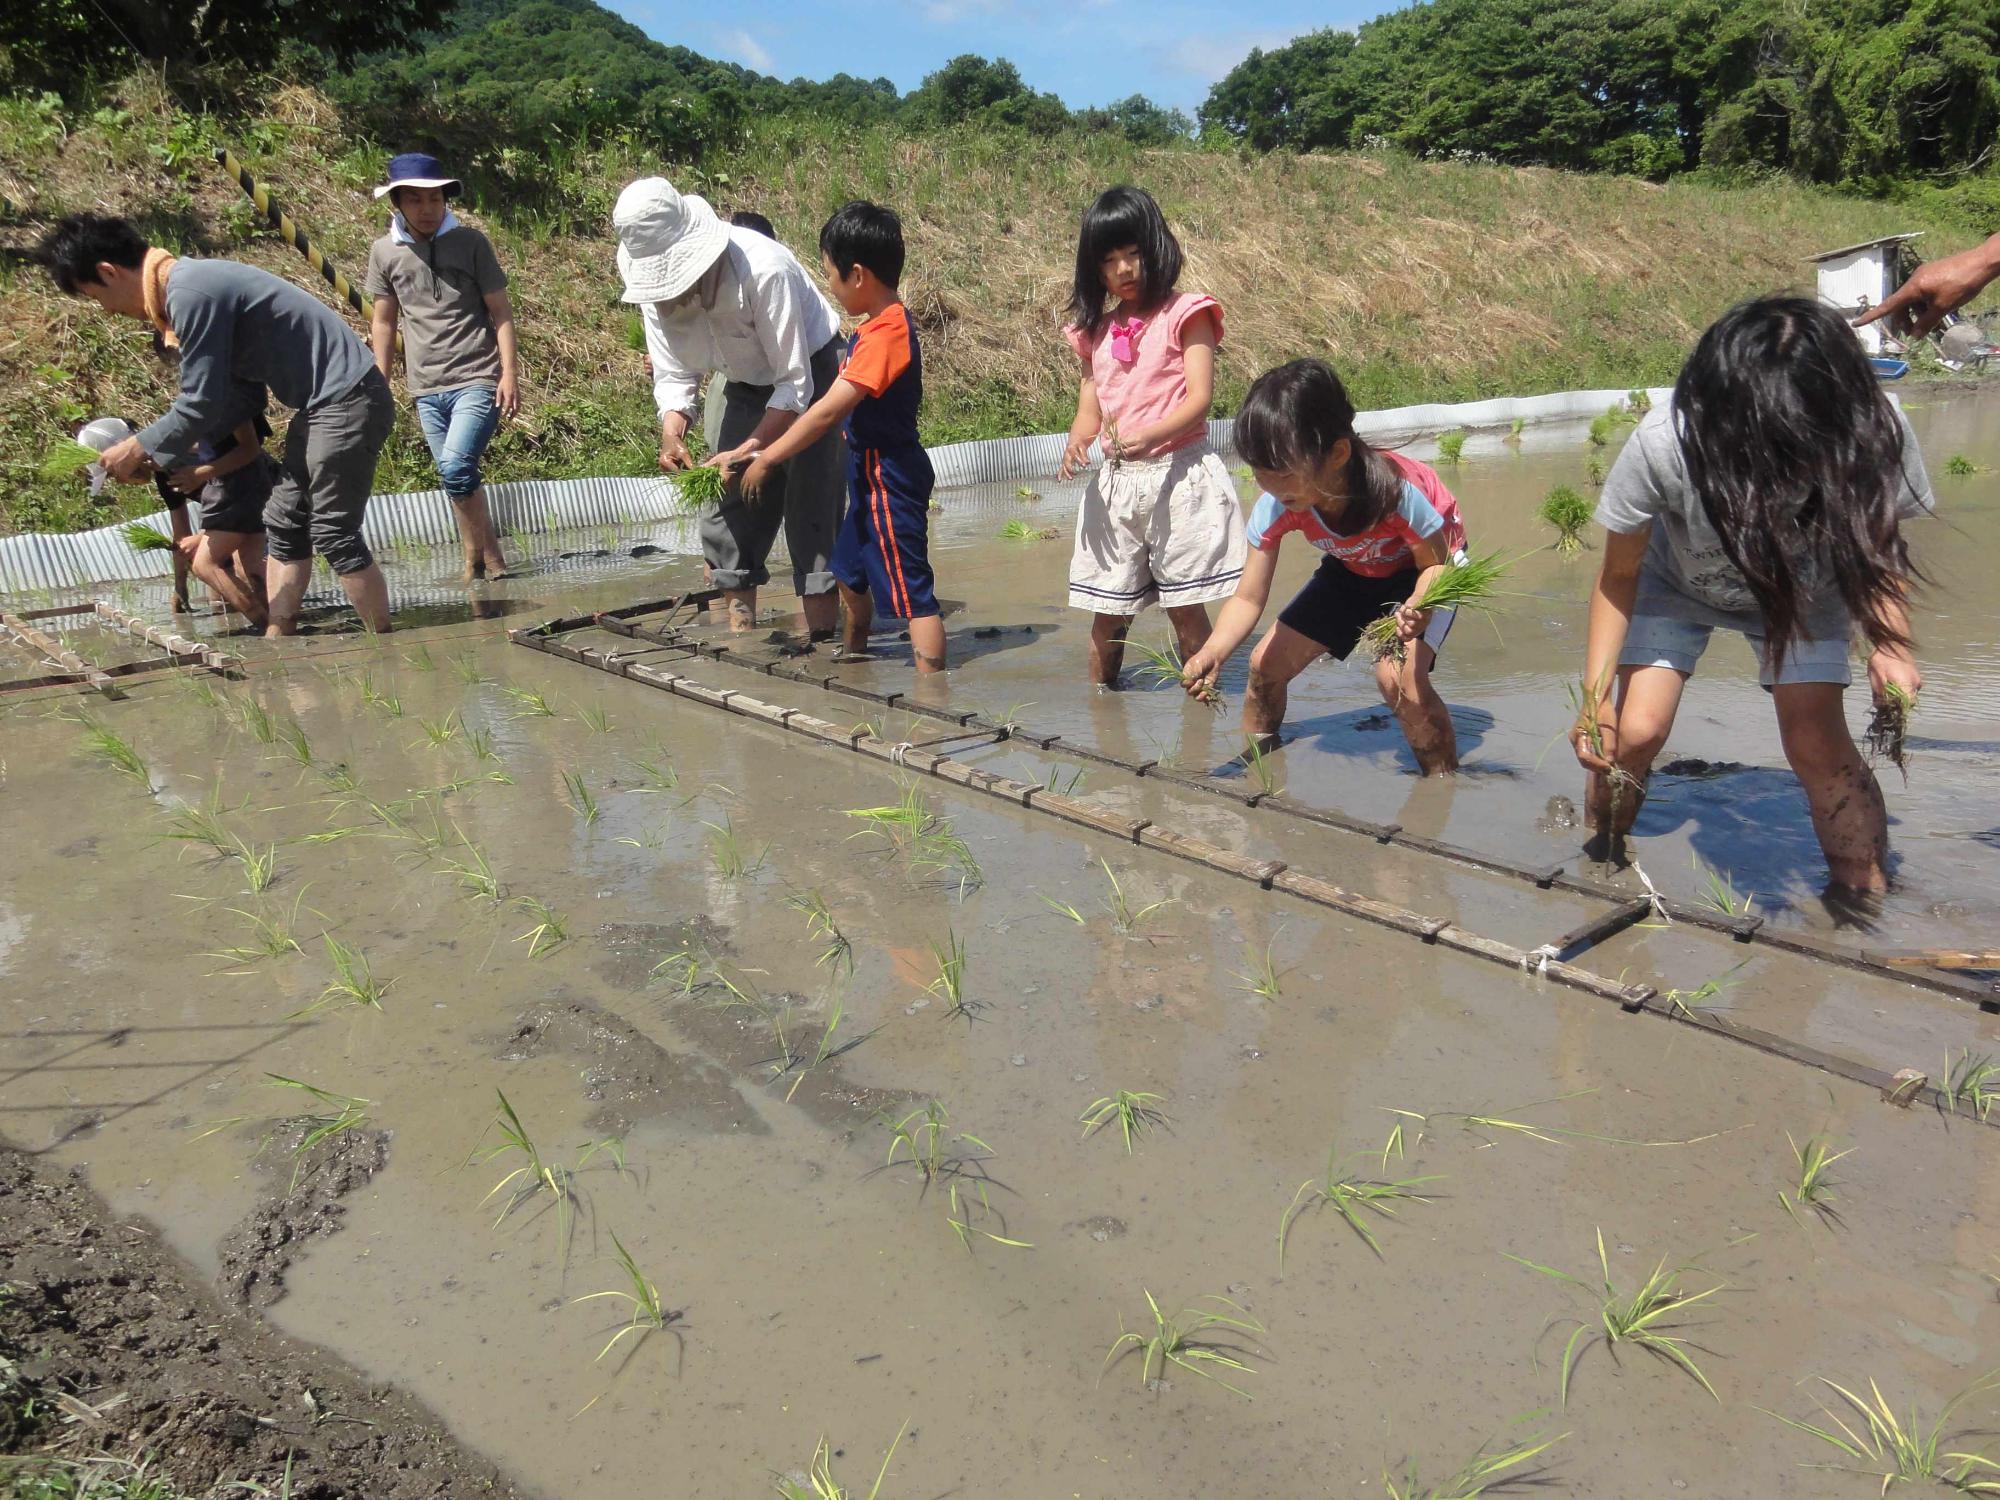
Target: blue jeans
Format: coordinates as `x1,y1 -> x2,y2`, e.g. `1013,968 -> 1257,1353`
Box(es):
414,385 -> 499,499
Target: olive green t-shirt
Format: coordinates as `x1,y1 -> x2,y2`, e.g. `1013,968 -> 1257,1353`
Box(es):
364,224 -> 507,396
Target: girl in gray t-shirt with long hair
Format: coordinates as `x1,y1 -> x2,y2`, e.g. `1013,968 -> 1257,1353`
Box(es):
1568,294 -> 1931,899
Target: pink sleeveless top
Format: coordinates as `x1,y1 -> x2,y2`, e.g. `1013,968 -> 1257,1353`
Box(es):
1064,290 -> 1222,460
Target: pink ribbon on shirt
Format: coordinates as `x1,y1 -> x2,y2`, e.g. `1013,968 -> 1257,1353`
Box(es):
1108,317 -> 1145,364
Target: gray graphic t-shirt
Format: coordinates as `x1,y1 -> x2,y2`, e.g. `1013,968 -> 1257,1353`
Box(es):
1594,402 -> 1933,640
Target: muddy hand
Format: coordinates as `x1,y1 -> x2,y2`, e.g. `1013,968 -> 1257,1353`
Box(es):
1569,715 -> 1618,774
1867,648 -> 1922,707
1395,602 -> 1430,642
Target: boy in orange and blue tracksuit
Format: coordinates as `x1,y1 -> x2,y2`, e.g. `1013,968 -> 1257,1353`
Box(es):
737,202 -> 944,673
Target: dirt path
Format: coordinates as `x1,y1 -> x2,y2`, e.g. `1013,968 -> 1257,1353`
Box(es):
0,1145 -> 528,1499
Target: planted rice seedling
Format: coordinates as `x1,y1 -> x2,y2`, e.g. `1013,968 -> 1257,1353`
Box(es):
1100,858 -> 1166,937
275,718 -> 312,767
576,702 -> 613,734
998,519 -> 1059,541
441,834 -> 503,904
265,1074 -> 371,1193
1943,1049 -> 1999,1122
573,1230 -> 677,1364
451,649 -> 486,685
181,671 -> 226,711
1079,1090 -> 1168,1154
1235,931 -> 1285,1001
1242,735 -> 1283,797
1278,1141 -> 1441,1269
1505,1228 -> 1723,1405
1779,1131 -> 1853,1226
514,896 -> 570,957
787,889 -> 852,979
1126,637 -> 1222,709
1539,485 -> 1593,554
1944,453 -> 1982,476
1041,765 -> 1088,795
1694,856 -> 1754,918
356,671 -> 402,718
77,715 -> 149,785
705,817 -> 767,878
630,752 -> 680,793
1102,1291 -> 1265,1399
205,890 -> 313,973
650,943 -> 703,996
1435,429 -> 1466,464
1037,892 -> 1086,924
403,644 -> 436,672
560,770 -> 601,828
293,934 -> 389,1016
1383,1427 -> 1567,1500
1764,1368 -> 2000,1494
466,1090 -> 622,1267
1865,680 -> 1916,781
414,711 -> 461,749
1363,549 -> 1513,663
229,834 -> 279,894
926,928 -> 981,1020
502,684 -> 558,718
159,781 -> 239,857
947,1177 -> 1034,1250
119,520 -> 176,552
774,1422 -> 908,1500
1659,962 -> 1746,1022
882,1100 -> 994,1188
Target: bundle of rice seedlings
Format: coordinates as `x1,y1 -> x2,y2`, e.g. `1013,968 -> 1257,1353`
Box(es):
1362,550 -> 1511,663
39,440 -> 102,482
1434,430 -> 1466,465
667,464 -> 726,511
1864,681 -> 1916,782
1538,486 -> 1593,555
121,521 -> 176,552
1126,638 -> 1222,709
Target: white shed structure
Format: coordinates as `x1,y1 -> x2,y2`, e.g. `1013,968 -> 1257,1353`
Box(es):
1808,233 -> 1922,352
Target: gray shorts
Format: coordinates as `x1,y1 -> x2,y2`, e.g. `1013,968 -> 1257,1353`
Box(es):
1621,611 -> 1852,687
701,338 -> 845,595
264,369 -> 395,576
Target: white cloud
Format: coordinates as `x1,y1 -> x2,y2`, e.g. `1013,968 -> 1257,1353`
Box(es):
715,26 -> 776,72
1154,27 -> 1314,82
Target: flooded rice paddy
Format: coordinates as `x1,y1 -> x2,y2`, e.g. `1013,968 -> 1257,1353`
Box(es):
2,389 -> 1998,1496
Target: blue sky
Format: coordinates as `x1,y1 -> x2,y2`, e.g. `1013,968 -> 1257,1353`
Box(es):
617,1 -> 1382,116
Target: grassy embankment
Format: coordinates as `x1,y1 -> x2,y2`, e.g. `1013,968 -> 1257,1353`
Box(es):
2,72 -> 1989,535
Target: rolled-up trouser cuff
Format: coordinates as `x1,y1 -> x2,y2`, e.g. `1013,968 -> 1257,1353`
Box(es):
707,565 -> 771,591
795,568 -> 836,596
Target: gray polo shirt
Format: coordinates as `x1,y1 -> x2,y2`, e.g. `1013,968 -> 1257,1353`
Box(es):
363,225 -> 507,396
1596,401 -> 1933,638
134,258 -> 376,469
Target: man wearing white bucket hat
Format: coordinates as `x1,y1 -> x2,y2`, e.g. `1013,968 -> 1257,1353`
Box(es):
615,177 -> 846,636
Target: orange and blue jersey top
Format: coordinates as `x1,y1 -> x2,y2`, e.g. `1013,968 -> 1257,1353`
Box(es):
839,301 -> 923,452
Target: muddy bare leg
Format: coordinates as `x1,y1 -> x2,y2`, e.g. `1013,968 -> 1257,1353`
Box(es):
801,589 -> 838,639
1165,603 -> 1213,663
908,613 -> 947,675
1244,622 -> 1322,744
1088,612 -> 1132,686
722,587 -> 757,633
1375,643 -> 1457,775
838,582 -> 872,653
1774,682 -> 1889,892
1587,664 -> 1684,834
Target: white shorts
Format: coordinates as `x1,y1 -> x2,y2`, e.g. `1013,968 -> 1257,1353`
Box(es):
1067,442 -> 1248,616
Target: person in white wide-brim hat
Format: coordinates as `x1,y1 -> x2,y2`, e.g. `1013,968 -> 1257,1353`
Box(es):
615,176 -> 847,638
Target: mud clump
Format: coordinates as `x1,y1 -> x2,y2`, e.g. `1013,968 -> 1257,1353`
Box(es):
217,1121 -> 390,1310
590,917 -> 733,991
0,1146 -> 527,1500
1657,756 -> 1749,779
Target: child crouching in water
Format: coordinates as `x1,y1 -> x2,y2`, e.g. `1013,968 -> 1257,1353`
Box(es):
740,202 -> 944,673
1182,359 -> 1467,775
1570,295 -> 1929,896
1059,185 -> 1245,685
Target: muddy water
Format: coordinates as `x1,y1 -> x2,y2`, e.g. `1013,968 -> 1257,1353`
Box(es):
2,613 -> 1997,1498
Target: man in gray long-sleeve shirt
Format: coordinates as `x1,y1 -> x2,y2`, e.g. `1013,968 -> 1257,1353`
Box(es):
38,214 -> 397,635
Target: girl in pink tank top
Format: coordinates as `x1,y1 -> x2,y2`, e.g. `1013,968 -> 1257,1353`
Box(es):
1057,186 -> 1248,687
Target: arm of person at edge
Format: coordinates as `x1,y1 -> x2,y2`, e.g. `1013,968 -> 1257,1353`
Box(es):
486,288 -> 521,418
708,259 -> 814,472
738,379 -> 867,502
1105,310 -> 1218,459
641,301 -> 702,471
1182,544 -> 1280,696
168,419 -> 262,498
1569,524 -> 1649,772
1058,357 -> 1101,479
1854,233 -> 2000,338
113,299 -> 236,481
370,292 -> 399,385
1393,531 -> 1451,643
1864,589 -> 1923,705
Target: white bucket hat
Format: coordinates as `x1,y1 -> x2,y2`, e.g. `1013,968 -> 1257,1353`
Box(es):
614,177 -> 729,305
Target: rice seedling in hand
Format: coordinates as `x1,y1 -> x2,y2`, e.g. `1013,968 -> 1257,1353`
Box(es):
1539,485 -> 1593,554
1100,858 -> 1166,937
41,437 -> 101,481
667,463 -> 727,510
1865,680 -> 1916,781
1942,1049 -> 1999,1122
1763,1368 -> 2000,1494
1126,637 -> 1222,709
230,834 -> 279,894
1778,1131 -> 1853,1226
514,896 -> 570,957
774,1422 -> 908,1500
1362,549 -> 1512,664
576,702 -> 613,734
77,715 -> 149,786
292,934 -> 389,1016
1435,429 -> 1467,464
119,519 -> 176,552
1505,1228 -> 1723,1405
572,1230 -> 678,1364
502,684 -> 558,718
1567,671 -> 1638,830
1278,1141 -> 1442,1269
1102,1291 -> 1265,1399
1383,1426 -> 1568,1500
705,817 -> 767,878
265,1074 -> 372,1193
560,770 -> 601,828
1080,1090 -> 1168,1154
1235,931 -> 1285,1001
787,889 -> 852,980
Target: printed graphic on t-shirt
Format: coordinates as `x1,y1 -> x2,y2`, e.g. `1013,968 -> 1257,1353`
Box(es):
1245,480 -> 1447,577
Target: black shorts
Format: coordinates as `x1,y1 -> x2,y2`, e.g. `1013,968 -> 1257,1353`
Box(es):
1275,559 -> 1454,661
201,459 -> 272,536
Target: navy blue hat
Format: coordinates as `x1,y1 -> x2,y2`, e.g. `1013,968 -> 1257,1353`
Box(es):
375,152 -> 462,200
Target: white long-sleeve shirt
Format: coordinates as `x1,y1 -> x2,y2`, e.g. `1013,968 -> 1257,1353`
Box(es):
639,226 -> 840,419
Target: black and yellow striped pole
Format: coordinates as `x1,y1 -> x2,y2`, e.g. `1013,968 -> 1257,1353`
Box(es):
212,146 -> 371,324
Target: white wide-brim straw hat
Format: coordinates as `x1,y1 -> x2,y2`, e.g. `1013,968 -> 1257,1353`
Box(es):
614,177 -> 729,305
